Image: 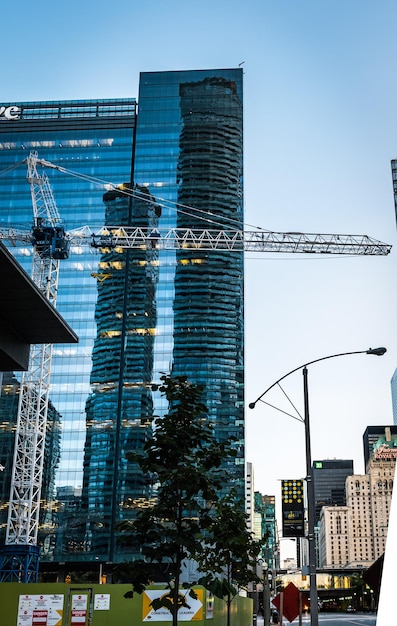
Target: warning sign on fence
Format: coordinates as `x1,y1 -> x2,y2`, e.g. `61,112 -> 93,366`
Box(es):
18,595 -> 63,626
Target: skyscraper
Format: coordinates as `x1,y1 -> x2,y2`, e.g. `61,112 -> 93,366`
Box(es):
318,456 -> 395,568
0,68 -> 244,574
253,492 -> 277,570
390,370 -> 397,424
312,459 -> 354,525
363,426 -> 397,471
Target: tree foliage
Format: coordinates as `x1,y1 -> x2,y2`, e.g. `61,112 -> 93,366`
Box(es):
197,493 -> 264,626
198,493 -> 263,594
117,375 -> 239,626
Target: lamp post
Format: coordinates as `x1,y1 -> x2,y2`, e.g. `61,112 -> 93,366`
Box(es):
249,347 -> 386,626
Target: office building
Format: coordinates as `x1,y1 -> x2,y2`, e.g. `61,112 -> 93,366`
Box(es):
254,492 -> 277,570
391,370 -> 397,424
0,68 -> 244,573
363,426 -> 397,471
318,505 -> 350,568
319,456 -> 395,568
312,459 -> 354,524
318,426 -> 396,569
246,462 -> 255,533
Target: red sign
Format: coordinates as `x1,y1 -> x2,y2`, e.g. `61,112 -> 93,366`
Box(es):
32,609 -> 48,626
71,609 -> 86,625
272,582 -> 302,623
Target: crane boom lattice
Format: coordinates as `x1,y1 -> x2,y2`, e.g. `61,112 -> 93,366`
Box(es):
0,226 -> 391,256
86,226 -> 391,255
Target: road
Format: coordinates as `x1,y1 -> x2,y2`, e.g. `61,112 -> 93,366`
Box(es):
254,613 -> 376,626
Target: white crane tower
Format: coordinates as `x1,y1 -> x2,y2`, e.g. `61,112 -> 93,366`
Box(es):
0,152 -> 69,582
0,151 -> 392,582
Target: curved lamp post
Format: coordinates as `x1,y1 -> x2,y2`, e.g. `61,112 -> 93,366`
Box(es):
249,347 -> 386,626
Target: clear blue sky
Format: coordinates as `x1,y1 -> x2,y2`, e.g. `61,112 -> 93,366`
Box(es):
2,0 -> 397,557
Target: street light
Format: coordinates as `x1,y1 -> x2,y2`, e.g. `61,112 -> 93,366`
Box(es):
249,347 -> 386,626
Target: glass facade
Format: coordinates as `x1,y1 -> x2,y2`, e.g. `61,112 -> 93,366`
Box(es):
312,459 -> 354,525
136,70 -> 245,488
0,68 -> 244,569
254,492 -> 277,569
391,369 -> 397,424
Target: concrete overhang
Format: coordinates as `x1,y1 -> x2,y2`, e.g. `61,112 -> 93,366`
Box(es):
0,242 -> 78,371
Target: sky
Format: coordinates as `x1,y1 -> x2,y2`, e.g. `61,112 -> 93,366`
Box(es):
2,0 -> 397,559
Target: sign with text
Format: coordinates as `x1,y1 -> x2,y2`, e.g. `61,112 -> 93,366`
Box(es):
372,434 -> 397,461
32,610 -> 48,626
142,588 -> 204,621
94,593 -> 110,611
18,594 -> 63,626
281,479 -> 305,537
71,610 -> 86,625
0,105 -> 21,120
71,595 -> 87,625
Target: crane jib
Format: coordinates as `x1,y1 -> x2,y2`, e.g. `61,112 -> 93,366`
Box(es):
85,228 -> 392,256
0,227 -> 392,256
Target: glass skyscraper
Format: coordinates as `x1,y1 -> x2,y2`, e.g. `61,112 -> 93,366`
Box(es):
312,459 -> 354,525
0,69 -> 244,573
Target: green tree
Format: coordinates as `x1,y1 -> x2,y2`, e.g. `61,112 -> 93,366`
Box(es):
197,494 -> 263,626
117,374 -> 237,626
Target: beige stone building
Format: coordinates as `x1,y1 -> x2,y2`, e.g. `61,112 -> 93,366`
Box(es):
318,505 -> 350,567
318,457 -> 395,568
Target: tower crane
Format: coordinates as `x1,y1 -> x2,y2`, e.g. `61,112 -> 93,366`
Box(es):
0,153 -> 391,256
0,152 -> 392,582
0,152 -> 69,582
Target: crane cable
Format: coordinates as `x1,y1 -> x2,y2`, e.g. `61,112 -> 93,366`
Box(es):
1,157 -> 271,234
0,159 -> 27,177
0,158 -> 386,260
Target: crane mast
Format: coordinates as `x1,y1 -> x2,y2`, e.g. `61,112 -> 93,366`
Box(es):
1,152 -> 69,582
0,152 -> 392,583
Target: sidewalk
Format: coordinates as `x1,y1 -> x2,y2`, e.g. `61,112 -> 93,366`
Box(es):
253,614 -> 312,626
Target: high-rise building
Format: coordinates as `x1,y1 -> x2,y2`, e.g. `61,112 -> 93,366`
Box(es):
318,426 -> 396,569
391,370 -> 397,424
312,459 -> 354,524
387,167 -> 397,425
246,462 -> 255,533
318,456 -> 395,568
318,505 -> 350,568
362,426 -> 397,471
254,492 -> 277,570
0,68 -> 244,574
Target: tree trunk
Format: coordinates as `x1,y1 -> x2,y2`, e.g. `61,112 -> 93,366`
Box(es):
227,560 -> 231,626
227,593 -> 231,626
172,557 -> 181,626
